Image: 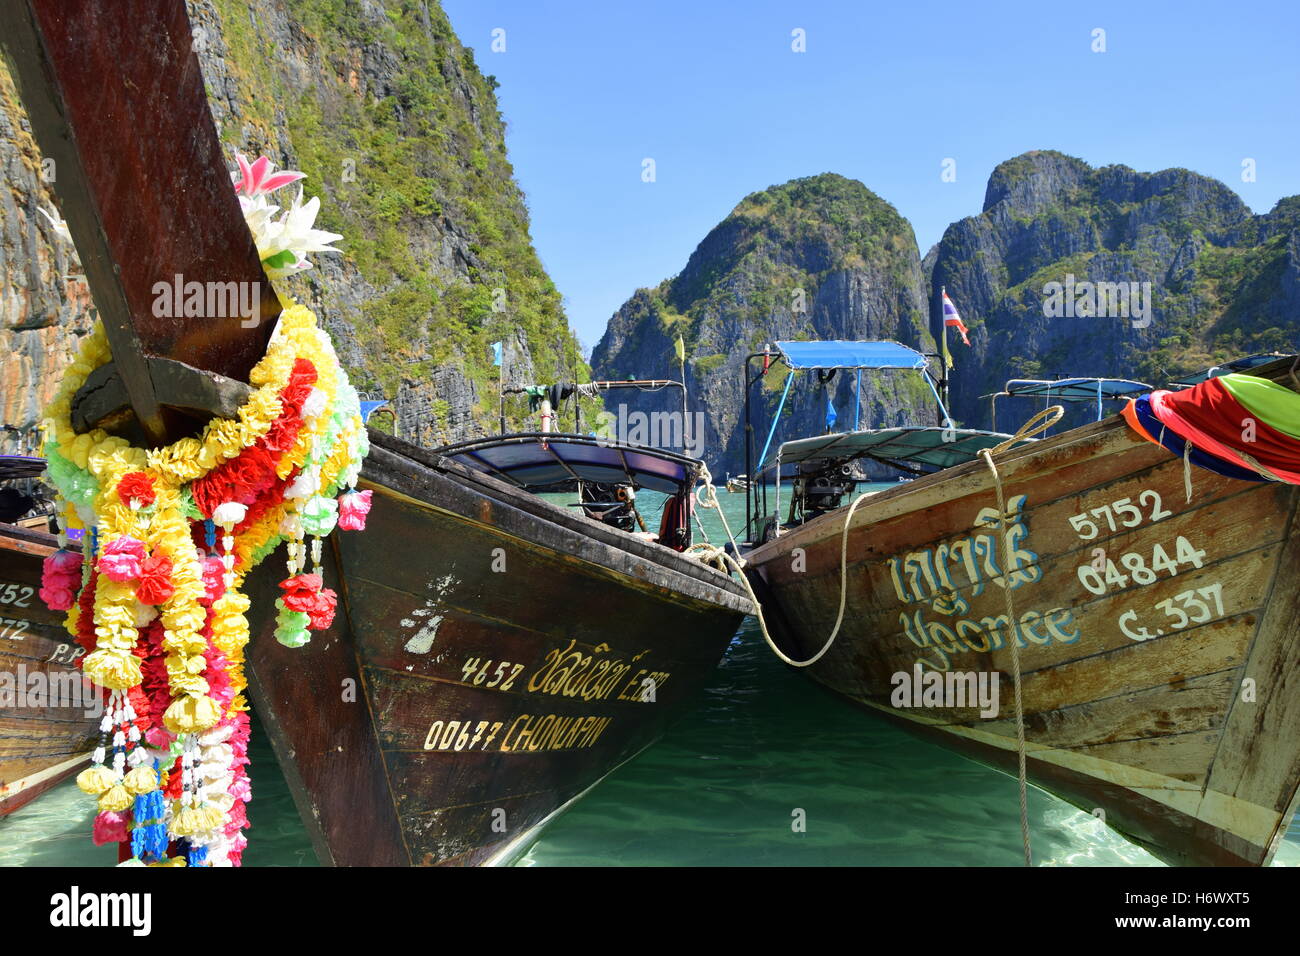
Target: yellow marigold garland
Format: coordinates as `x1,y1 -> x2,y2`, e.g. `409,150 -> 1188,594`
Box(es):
39,303 -> 370,866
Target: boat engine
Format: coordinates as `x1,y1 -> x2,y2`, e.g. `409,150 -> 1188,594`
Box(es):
579,482 -> 639,532
796,462 -> 854,518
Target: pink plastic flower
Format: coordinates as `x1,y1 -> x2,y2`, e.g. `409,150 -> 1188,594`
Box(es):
39,548 -> 83,611
233,153 -> 305,198
200,555 -> 227,605
337,489 -> 373,531
97,536 -> 146,582
91,810 -> 129,845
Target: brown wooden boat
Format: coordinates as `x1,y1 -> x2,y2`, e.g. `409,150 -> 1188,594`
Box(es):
0,457 -> 95,815
1,0 -> 749,864
741,340 -> 1300,866
247,432 -> 749,864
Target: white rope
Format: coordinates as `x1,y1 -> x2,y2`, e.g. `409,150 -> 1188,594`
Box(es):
688,465 -> 900,668
974,403 -> 1064,868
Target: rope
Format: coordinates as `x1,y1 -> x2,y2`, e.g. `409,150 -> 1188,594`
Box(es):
1159,422 -> 1284,490
975,403 -> 1063,868
688,465 -> 842,667
692,405 -> 1058,865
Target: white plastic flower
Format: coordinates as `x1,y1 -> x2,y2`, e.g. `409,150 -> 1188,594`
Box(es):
230,154 -> 342,279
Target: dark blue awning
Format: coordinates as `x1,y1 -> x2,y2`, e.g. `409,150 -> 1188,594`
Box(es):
1000,378 -> 1151,402
0,455 -> 45,481
774,340 -> 929,371
436,433 -> 698,493
1170,353 -> 1289,389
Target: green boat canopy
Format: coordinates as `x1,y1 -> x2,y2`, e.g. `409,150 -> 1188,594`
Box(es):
762,427 -> 1030,475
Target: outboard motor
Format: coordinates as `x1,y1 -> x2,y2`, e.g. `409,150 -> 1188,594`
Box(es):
796,462 -> 854,518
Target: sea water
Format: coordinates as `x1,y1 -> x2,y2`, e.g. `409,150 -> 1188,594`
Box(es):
3,485 -> 1296,867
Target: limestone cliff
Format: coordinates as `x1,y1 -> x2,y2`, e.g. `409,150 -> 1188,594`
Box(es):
930,150 -> 1300,433
596,155 -> 1300,473
592,173 -> 933,476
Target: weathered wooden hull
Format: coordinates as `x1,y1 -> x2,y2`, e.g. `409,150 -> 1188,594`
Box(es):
745,366 -> 1300,866
244,433 -> 750,866
0,525 -> 95,816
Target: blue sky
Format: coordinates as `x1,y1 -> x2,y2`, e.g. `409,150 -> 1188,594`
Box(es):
442,0 -> 1300,352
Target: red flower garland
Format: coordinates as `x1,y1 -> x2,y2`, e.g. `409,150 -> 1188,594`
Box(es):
116,472 -> 156,507
135,554 -> 176,605
191,359 -> 316,520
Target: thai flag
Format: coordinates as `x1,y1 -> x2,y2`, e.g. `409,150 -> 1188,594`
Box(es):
942,291 -> 971,347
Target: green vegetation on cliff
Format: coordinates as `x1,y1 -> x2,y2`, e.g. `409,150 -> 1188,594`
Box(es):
207,0 -> 585,437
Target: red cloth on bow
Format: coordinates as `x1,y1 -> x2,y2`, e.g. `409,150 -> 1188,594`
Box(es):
1148,377 -> 1300,483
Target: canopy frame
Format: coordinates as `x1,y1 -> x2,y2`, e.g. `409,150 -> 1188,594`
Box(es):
742,339 -> 950,542
988,377 -> 1151,431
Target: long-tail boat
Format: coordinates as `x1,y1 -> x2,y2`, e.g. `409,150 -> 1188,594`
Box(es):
0,456 -> 96,814
740,339 -> 1300,866
0,0 -> 748,865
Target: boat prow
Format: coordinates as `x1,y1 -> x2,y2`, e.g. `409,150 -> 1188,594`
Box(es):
244,431 -> 750,865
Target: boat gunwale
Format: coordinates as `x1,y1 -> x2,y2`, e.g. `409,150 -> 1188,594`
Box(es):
367,429 -> 750,608
747,354 -> 1300,564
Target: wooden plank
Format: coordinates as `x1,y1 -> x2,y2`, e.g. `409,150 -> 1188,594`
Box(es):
71,357 -> 254,433
1205,493 -> 1300,858
0,0 -> 279,443
0,526 -> 95,816
1076,731 -> 1221,785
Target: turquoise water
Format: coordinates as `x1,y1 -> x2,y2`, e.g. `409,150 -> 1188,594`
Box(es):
3,484 -> 1297,866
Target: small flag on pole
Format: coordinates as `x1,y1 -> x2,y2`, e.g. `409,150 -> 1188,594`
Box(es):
673,334 -> 685,363
825,395 -> 838,431
942,291 -> 971,347
491,341 -> 503,367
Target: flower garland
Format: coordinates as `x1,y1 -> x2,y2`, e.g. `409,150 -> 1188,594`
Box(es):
39,302 -> 371,866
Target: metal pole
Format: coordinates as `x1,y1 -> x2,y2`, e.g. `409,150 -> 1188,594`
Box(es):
744,356 -> 753,540
939,285 -> 951,425
680,354 -> 688,454
853,368 -> 861,430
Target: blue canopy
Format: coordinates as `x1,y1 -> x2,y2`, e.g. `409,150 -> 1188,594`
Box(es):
359,400 -> 390,423
436,433 -> 698,493
1170,353 -> 1289,389
774,340 -> 929,371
